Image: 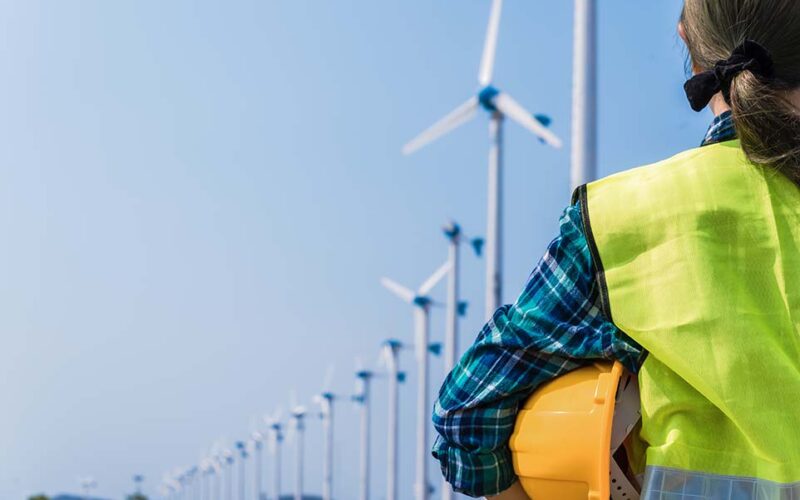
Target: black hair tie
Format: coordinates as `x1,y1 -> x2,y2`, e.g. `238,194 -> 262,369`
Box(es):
684,39 -> 775,112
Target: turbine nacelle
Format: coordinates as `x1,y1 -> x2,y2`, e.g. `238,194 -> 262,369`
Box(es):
442,221 -> 462,241
443,219 -> 484,256
478,85 -> 501,112
412,295 -> 433,308
384,338 -> 403,351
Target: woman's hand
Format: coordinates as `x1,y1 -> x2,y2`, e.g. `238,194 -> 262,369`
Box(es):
486,480 -> 531,500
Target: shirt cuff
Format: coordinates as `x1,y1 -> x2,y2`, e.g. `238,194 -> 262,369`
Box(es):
432,435 -> 518,498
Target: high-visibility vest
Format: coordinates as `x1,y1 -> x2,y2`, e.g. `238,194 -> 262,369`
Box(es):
577,140 -> 800,498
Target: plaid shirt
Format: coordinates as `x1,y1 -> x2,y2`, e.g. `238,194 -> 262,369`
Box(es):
432,112 -> 736,497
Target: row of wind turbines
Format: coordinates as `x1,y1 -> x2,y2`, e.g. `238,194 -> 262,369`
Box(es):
158,0 -> 597,498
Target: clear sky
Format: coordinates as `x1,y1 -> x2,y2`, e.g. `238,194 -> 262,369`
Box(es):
1,1 -> 712,499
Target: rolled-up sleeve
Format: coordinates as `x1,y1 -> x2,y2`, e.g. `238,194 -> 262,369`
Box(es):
431,203 -> 645,498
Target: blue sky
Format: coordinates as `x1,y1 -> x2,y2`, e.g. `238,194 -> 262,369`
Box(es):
0,1 -> 712,498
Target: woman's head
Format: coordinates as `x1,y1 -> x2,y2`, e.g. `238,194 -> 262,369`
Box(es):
680,0 -> 800,181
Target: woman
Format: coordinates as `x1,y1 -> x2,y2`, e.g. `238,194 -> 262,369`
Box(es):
432,1 -> 800,499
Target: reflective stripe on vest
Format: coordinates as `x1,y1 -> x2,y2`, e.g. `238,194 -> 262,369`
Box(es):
580,140 -> 800,497
641,466 -> 800,500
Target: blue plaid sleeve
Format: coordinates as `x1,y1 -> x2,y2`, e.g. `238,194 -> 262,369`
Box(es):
431,202 -> 645,498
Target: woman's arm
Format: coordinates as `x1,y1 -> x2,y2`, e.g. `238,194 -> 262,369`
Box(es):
432,203 -> 645,498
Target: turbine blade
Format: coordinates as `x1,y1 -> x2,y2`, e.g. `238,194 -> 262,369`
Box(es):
418,261 -> 453,295
493,92 -> 563,148
376,345 -> 389,369
402,97 -> 479,155
478,0 -> 503,86
380,277 -> 416,303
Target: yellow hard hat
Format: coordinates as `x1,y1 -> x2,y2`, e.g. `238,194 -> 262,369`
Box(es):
509,362 -> 642,500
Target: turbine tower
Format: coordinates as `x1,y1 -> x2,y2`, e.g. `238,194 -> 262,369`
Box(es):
265,411 -> 284,500
199,460 -> 211,500
210,454 -> 223,500
379,339 -> 406,500
235,441 -> 248,500
403,0 -> 563,319
381,261 -> 452,500
184,466 -> 198,500
288,397 -> 307,500
223,449 -> 235,500
133,475 -> 144,496
352,366 -> 373,500
251,431 -> 265,500
571,0 -> 598,189
442,221 -> 483,374
314,365 -> 337,500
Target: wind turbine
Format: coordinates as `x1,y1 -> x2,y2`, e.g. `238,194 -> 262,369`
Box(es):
209,453 -> 224,500
235,441 -> 248,500
440,221 -> 482,500
313,365 -> 337,500
378,339 -> 406,500
80,477 -> 97,500
160,480 -> 178,500
287,394 -> 307,500
184,466 -> 198,500
403,0 -> 563,319
162,473 -> 182,500
133,475 -> 144,496
199,458 -> 214,500
381,260 -> 451,500
250,429 -> 265,500
264,411 -> 284,500
352,363 -> 373,500
223,449 -> 235,500
168,467 -> 187,500
442,221 -> 483,374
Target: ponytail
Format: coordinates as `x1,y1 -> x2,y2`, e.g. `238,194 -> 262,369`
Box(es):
681,0 -> 800,184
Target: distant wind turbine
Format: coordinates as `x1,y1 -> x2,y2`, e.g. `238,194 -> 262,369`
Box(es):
265,410 -> 284,500
80,477 -> 97,500
209,453 -> 223,500
442,221 -> 482,374
352,362 -> 373,500
250,430 -> 265,500
440,221 -> 481,500
379,339 -> 406,500
223,449 -> 235,500
381,261 -> 451,500
199,459 -> 211,500
287,393 -> 307,500
403,0 -> 563,320
313,365 -> 337,500
235,441 -> 248,500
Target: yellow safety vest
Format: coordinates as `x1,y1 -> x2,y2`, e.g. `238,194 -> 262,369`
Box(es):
578,140 -> 800,498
